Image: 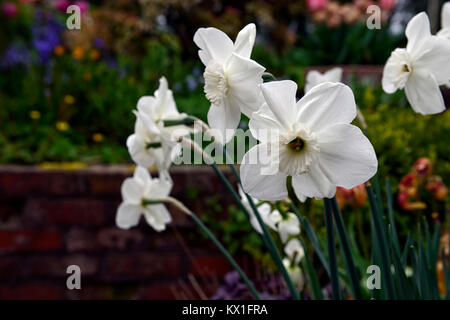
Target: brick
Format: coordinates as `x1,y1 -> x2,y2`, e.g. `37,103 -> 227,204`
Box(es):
0,229 -> 62,252
0,254 -> 98,280
66,228 -> 100,252
0,283 -> 63,300
24,198 -> 106,226
140,282 -> 177,300
30,254 -> 99,278
100,253 -> 181,282
97,227 -> 144,251
190,255 -> 233,277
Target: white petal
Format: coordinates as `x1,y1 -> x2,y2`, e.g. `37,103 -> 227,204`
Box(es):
415,36 -> 450,85
249,103 -> 285,143
324,67 -> 343,82
193,27 -> 234,65
292,164 -> 336,200
134,110 -> 160,135
404,70 -> 446,115
226,53 -> 265,117
260,80 -> 298,131
240,144 -> 288,201
207,101 -> 241,144
304,70 -> 323,93
116,203 -> 142,229
233,23 -> 256,59
144,205 -> 171,231
134,166 -> 152,186
284,238 -> 305,263
296,82 -> 356,131
121,178 -> 142,204
406,12 -> 432,59
382,55 -> 401,93
154,77 -> 181,119
442,2 -> 450,29
265,210 -> 282,231
317,124 -> 378,189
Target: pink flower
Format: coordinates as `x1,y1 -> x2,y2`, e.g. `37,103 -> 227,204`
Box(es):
379,0 -> 396,11
413,157 -> 433,179
74,1 -> 90,14
307,0 -> 328,13
54,0 -> 71,12
1,2 -> 18,18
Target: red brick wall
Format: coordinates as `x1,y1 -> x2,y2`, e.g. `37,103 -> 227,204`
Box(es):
0,165 -> 242,300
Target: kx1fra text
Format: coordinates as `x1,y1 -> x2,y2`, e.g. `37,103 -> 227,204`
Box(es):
182,304 -> 268,317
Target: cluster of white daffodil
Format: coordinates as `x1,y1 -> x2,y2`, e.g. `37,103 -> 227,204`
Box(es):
382,11 -> 450,114
240,189 -> 304,287
115,10 -> 448,298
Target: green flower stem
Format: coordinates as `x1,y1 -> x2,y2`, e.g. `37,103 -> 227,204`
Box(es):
146,142 -> 162,149
331,197 -> 362,299
324,198 -> 341,300
189,213 -> 261,300
162,117 -> 196,127
365,184 -> 396,299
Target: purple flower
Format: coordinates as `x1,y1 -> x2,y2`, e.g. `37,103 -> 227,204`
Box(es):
32,11 -> 63,64
1,43 -> 30,69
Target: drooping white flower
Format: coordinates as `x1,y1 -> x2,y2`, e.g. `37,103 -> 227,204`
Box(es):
282,258 -> 304,289
194,24 -> 266,143
304,67 -> 343,93
437,2 -> 450,39
116,166 -> 172,231
284,238 -> 305,264
127,77 -> 187,171
275,211 -> 300,243
239,187 -> 272,234
240,80 -> 378,202
382,12 -> 450,114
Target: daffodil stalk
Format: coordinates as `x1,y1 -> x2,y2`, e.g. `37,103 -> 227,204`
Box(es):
365,182 -> 396,299
143,196 -> 261,300
330,197 -> 362,299
324,198 -> 341,300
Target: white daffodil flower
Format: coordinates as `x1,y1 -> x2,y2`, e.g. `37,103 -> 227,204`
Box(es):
194,23 -> 266,143
382,12 -> 450,114
116,166 -> 172,231
304,67 -> 343,93
276,212 -> 300,243
127,77 -> 187,171
283,258 -> 304,289
437,2 -> 450,39
239,187 -> 272,234
284,238 -> 305,264
240,80 -> 378,202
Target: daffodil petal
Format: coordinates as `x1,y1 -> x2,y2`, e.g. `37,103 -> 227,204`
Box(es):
116,203 -> 142,229
317,123 -> 378,189
193,27 -> 234,65
240,144 -> 288,201
404,70 -> 446,115
296,82 -> 356,131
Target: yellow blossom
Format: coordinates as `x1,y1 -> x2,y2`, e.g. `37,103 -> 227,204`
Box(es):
64,95 -> 75,104
92,133 -> 104,143
29,110 -> 41,120
56,121 -> 70,131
